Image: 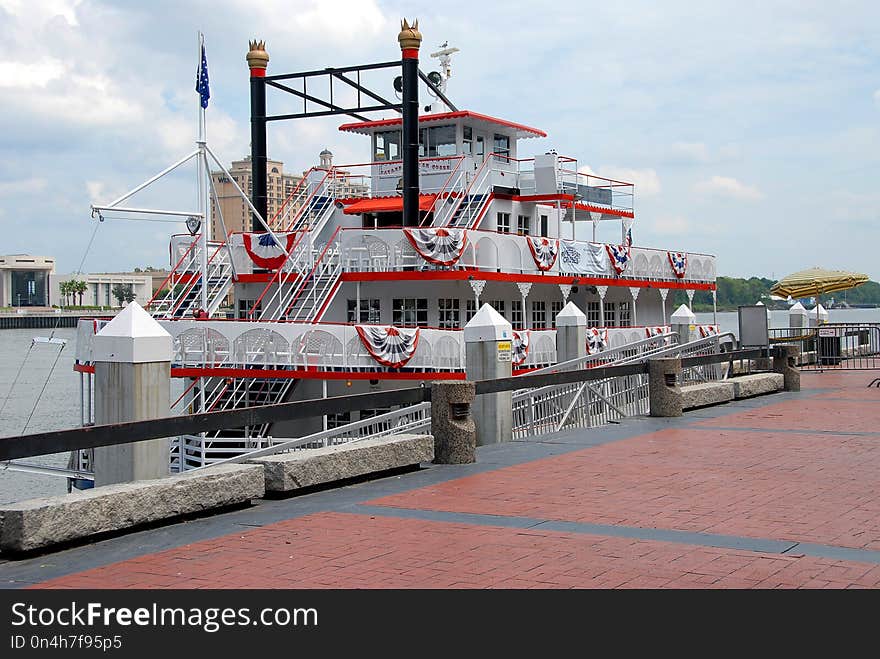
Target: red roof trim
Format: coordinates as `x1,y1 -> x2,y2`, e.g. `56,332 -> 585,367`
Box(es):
339,110 -> 547,138
342,194 -> 437,215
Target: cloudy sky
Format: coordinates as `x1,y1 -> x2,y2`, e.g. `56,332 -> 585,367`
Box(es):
1,0 -> 878,280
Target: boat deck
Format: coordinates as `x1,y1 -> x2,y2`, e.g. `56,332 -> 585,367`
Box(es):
5,370 -> 880,589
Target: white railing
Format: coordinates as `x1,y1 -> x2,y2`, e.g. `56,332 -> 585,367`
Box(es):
76,318 -> 683,375
511,332 -> 677,438
148,237 -> 234,319
182,401 -> 432,470
330,228 -> 716,283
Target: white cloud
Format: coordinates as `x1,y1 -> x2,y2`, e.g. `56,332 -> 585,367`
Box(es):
649,215 -> 690,234
695,175 -> 763,200
671,142 -> 710,163
598,167 -> 661,197
0,177 -> 47,196
0,58 -> 66,88
0,0 -> 81,26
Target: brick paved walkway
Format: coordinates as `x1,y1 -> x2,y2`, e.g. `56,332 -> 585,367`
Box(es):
11,370 -> 880,589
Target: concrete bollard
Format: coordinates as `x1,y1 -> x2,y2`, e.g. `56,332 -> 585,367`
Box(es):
430,381 -> 476,464
772,345 -> 801,391
92,302 -> 172,487
670,304 -> 696,344
464,304 -> 513,446
649,357 -> 683,417
555,301 -> 586,363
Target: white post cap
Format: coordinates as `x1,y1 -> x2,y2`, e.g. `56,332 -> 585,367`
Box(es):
92,301 -> 173,363
464,303 -> 512,342
555,301 -> 586,327
670,303 -> 696,324
811,304 -> 829,321
789,301 -> 808,316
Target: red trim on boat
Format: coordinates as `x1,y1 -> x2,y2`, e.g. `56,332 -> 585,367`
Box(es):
338,110 -> 547,138
340,271 -> 716,290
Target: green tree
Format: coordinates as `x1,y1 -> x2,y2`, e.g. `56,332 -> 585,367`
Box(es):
59,280 -> 72,307
111,283 -> 135,306
70,279 -> 87,306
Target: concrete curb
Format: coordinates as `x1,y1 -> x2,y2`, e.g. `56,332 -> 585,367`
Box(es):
0,464 -> 264,554
248,434 -> 434,493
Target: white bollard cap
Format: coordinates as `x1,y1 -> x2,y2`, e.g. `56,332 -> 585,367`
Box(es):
670,303 -> 696,324
789,301 -> 808,317
810,304 -> 829,322
464,303 -> 512,342
555,301 -> 586,327
92,301 -> 173,363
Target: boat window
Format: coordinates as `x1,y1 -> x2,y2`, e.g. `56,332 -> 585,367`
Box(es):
462,126 -> 473,155
392,297 -> 428,327
551,301 -> 563,328
531,301 -> 547,330
428,125 -> 457,157
618,301 -> 631,327
586,301 -> 600,327
375,130 -> 402,161
603,302 -> 617,327
493,134 -> 510,162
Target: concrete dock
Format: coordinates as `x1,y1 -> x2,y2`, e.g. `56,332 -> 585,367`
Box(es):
3,370 -> 879,589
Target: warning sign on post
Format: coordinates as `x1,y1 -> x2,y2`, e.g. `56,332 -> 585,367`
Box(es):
497,341 -> 512,362
818,327 -> 837,337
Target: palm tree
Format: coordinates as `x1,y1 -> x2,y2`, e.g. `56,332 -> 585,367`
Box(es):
59,280 -> 72,307
72,279 -> 87,306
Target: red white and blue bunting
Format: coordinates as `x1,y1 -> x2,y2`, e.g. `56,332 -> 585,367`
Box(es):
512,330 -> 530,366
355,325 -> 420,368
527,237 -> 559,271
645,326 -> 667,338
242,232 -> 297,270
403,228 -> 467,266
586,327 -> 608,354
698,324 -> 720,338
605,243 -> 631,275
667,251 -> 687,279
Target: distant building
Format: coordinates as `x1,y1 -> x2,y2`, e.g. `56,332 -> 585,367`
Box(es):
209,150 -> 365,238
0,255 -> 55,307
51,273 -> 153,308
210,157 -> 304,239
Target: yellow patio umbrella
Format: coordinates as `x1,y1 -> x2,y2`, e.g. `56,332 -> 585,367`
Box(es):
770,267 -> 869,300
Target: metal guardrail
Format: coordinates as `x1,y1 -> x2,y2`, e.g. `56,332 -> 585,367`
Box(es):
0,349 -> 764,463
770,323 -> 880,371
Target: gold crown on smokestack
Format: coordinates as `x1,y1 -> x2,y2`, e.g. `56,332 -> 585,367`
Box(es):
398,19 -> 422,49
247,39 -> 269,69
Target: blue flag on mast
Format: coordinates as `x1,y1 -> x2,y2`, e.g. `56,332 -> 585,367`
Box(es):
196,42 -> 210,109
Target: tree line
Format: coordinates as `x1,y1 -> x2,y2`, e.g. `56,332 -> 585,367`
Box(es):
58,280 -> 136,308
672,277 -> 880,311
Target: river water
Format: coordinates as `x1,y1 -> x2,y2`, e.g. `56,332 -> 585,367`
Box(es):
0,327 -> 80,504
1,307 -> 878,504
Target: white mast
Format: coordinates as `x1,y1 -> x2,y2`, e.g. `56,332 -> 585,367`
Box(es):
428,42 -> 459,113
197,31 -> 209,313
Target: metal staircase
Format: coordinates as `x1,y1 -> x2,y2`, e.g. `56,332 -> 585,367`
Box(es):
443,157 -> 493,229
280,228 -> 343,322
147,239 -> 234,319
177,374 -> 299,470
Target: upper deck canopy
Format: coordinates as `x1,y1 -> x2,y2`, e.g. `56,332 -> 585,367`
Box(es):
339,110 -> 547,139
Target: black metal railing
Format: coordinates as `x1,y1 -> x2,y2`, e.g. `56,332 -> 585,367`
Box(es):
0,349 -> 766,463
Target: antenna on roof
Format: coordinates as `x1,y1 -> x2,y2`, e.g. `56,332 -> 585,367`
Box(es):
426,42 -> 459,113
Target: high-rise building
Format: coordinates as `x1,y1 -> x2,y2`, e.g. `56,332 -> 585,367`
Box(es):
210,150 -> 368,239
210,157 -> 304,239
